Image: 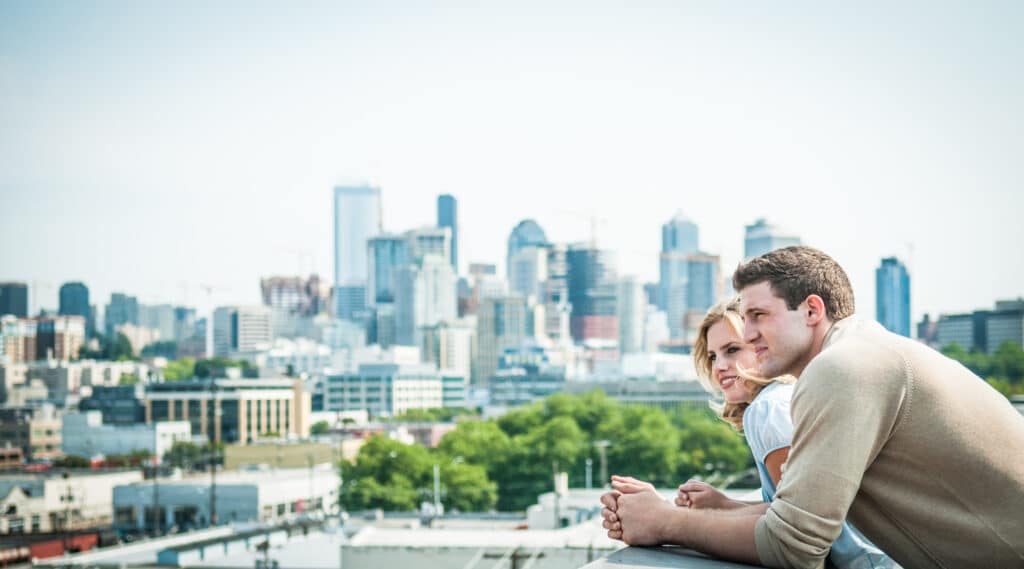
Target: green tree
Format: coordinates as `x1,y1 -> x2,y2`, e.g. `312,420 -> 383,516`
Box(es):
163,357 -> 196,381
141,341 -> 178,359
54,455 -> 91,468
672,408 -> 752,482
341,435 -> 433,511
311,420 -> 331,435
441,460 -> 497,512
119,373 -> 141,385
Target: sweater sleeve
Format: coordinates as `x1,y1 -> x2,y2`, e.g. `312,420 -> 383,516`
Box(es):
753,348 -> 909,569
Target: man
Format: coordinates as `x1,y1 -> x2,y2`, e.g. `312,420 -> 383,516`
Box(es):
601,246 -> 1024,568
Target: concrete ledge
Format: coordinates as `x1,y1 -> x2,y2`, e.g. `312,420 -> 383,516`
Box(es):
580,546 -> 765,569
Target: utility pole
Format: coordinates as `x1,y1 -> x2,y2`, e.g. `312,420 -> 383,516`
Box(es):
209,378 -> 218,527
433,463 -> 441,517
585,458 -> 593,490
152,458 -> 160,536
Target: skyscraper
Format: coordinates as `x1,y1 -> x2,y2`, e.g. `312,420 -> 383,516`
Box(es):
876,257 -> 911,337
437,194 -> 458,273
662,211 -> 699,257
0,283 -> 29,318
617,276 -> 646,354
658,212 -> 700,339
743,218 -> 801,260
333,184 -> 382,285
59,282 -> 91,336
394,255 -> 457,347
473,296 -> 529,385
507,220 -> 548,279
105,293 -> 139,337
367,234 -> 409,305
566,244 -> 618,342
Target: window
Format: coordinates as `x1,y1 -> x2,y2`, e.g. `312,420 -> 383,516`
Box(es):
31,515 -> 40,532
115,506 -> 136,525
277,504 -> 286,516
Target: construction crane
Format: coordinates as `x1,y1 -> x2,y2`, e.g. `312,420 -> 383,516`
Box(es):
554,210 -> 609,248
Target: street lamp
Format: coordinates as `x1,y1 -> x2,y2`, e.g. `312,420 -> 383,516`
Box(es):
593,440 -> 611,488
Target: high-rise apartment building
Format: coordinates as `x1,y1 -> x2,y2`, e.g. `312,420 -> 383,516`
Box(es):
617,276 -> 646,354
473,296 -> 529,385
507,220 -> 548,279
394,255 -> 457,347
367,234 -> 409,305
105,293 -> 139,337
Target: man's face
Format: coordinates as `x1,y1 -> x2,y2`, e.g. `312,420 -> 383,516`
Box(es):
739,281 -> 814,377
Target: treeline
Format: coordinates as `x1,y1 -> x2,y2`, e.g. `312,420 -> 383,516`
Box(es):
942,341 -> 1024,396
340,390 -> 752,513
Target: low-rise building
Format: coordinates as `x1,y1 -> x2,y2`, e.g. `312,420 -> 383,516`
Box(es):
324,362 -> 446,417
144,378 -> 311,444
932,298 -> 1024,354
78,384 -> 147,425
112,465 -> 339,533
61,411 -> 191,460
0,406 -> 62,462
0,469 -> 143,534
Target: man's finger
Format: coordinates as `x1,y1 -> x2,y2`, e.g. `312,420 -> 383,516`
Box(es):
608,530 -> 623,540
600,491 -> 621,510
601,507 -> 617,523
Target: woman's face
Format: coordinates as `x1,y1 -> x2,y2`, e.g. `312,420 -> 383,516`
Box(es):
705,319 -> 759,404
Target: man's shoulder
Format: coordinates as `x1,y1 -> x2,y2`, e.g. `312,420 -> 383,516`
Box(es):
797,321 -> 909,399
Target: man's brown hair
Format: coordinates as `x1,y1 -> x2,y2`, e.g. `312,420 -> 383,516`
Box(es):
732,246 -> 855,320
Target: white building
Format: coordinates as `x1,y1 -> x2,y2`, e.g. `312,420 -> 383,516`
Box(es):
62,411 -> 191,460
617,277 -> 646,354
213,305 -> 272,357
420,321 -> 474,380
324,362 -> 447,417
236,338 -> 333,376
112,465 -> 339,533
0,470 -> 143,534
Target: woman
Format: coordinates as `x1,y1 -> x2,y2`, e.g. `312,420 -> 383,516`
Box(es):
678,298 -> 896,569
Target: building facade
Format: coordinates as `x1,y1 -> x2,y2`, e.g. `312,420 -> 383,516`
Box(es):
62,411 -> 191,460
144,378 -> 311,444
212,306 -> 272,358
567,245 -> 618,343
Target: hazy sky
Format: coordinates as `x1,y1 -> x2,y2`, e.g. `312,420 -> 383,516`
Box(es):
2,1 -> 1021,324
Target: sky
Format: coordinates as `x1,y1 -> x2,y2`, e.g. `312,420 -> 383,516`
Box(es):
1,1 -> 1022,325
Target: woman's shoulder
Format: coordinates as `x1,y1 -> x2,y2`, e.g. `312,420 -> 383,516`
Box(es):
749,381 -> 794,411
743,382 -> 795,448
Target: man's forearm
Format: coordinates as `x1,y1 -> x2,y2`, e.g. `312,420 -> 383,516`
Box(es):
657,505 -> 763,565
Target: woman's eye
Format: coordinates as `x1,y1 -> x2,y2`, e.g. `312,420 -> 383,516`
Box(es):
727,347 -> 739,354
709,354 -> 716,362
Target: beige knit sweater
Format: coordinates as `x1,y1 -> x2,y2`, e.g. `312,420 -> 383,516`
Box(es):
754,317 -> 1024,569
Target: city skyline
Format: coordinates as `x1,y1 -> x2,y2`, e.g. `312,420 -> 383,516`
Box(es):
2,2 -> 1022,324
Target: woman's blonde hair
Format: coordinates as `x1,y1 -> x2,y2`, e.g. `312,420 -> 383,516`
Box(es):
693,297 -> 794,431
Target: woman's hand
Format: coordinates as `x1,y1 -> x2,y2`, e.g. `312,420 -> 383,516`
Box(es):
674,479 -> 733,510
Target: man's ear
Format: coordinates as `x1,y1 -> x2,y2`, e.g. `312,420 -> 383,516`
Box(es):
804,295 -> 827,326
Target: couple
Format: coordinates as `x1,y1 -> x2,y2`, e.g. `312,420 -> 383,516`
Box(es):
600,247 -> 1024,568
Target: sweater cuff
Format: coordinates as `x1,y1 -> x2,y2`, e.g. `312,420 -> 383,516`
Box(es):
755,514 -> 782,568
